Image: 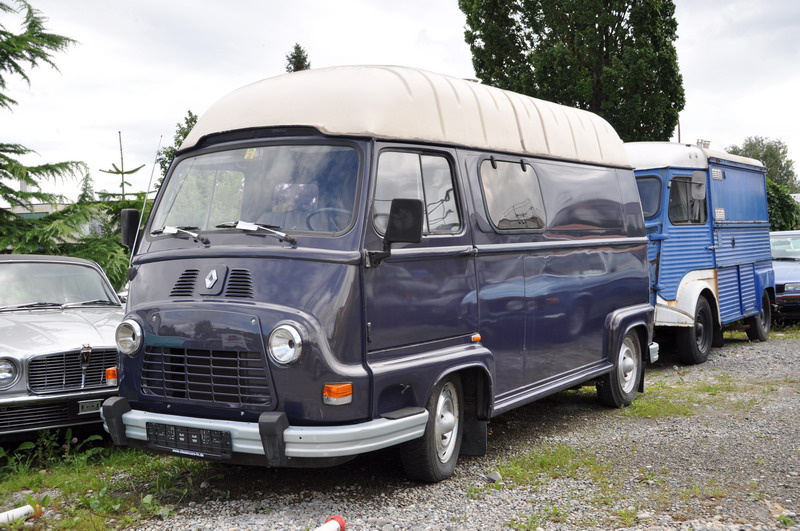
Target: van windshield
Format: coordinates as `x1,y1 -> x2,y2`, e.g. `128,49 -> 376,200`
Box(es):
635,176 -> 661,218
151,144 -> 359,235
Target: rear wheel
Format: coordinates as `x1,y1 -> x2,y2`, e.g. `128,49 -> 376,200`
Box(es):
401,374 -> 463,483
745,291 -> 771,342
676,297 -> 713,365
597,330 -> 642,407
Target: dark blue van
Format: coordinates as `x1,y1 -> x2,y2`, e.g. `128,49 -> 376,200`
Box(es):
103,66 -> 657,482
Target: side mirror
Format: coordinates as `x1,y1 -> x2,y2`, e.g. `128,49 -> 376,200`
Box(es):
385,198 -> 424,246
369,198 -> 424,266
120,208 -> 141,249
691,171 -> 706,201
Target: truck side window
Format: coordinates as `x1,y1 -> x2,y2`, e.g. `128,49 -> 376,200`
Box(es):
668,179 -> 707,225
480,159 -> 546,230
635,176 -> 661,218
374,151 -> 461,235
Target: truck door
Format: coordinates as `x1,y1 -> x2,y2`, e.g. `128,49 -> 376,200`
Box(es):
635,172 -> 666,304
363,147 -> 477,353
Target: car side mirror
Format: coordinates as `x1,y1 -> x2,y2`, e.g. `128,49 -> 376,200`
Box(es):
121,208 -> 141,249
691,171 -> 706,201
369,198 -> 424,266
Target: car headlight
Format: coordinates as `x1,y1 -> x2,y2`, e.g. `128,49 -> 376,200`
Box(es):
0,359 -> 19,389
785,282 -> 800,293
268,324 -> 303,365
116,320 -> 143,356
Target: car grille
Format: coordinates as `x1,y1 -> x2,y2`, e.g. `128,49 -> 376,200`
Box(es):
28,349 -> 117,393
141,347 -> 272,406
0,402 -> 99,434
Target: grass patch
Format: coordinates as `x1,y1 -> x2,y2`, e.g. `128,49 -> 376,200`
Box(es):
621,380 -> 695,418
0,430 -> 216,529
507,504 -> 567,530
496,443 -> 607,487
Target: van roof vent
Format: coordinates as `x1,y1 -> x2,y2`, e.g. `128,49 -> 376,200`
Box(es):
225,269 -> 254,298
170,269 -> 199,297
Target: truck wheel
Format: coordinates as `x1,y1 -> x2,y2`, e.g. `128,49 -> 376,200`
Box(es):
745,291 -> 771,342
676,297 -> 713,365
596,330 -> 641,407
400,374 -> 463,483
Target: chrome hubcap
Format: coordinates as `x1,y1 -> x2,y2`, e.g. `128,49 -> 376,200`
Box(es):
434,382 -> 460,463
619,337 -> 638,394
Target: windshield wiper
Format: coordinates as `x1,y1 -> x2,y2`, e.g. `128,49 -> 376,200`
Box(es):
215,220 -> 296,245
151,225 -> 210,245
774,257 -> 800,261
62,299 -> 122,308
0,301 -> 64,312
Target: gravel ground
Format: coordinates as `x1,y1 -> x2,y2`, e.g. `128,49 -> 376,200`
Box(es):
132,336 -> 800,531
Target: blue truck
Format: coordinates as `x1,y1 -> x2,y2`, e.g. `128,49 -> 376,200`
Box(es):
626,142 -> 774,364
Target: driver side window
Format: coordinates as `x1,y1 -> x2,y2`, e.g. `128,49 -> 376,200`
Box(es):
373,151 -> 461,235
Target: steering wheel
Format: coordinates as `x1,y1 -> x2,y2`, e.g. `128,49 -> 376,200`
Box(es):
305,208 -> 352,232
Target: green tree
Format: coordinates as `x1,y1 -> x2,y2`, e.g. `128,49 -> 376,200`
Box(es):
0,0 -> 85,241
154,109 -> 197,188
764,179 -> 800,231
459,0 -> 685,141
285,43 -> 310,72
727,136 -> 797,192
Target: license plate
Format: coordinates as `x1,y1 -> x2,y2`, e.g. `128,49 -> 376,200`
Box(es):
77,399 -> 103,415
146,422 -> 232,459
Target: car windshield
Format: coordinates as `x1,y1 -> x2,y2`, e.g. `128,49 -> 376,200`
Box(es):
0,262 -> 118,309
771,234 -> 800,260
150,144 -> 359,236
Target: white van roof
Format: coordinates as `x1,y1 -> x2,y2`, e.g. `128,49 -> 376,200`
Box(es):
182,65 -> 629,167
625,141 -> 764,170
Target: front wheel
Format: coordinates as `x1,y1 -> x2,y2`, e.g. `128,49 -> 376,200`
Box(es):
676,297 -> 713,365
745,291 -> 771,342
400,374 -> 463,482
596,330 -> 642,407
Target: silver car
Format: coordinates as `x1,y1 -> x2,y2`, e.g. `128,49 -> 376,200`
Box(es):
0,255 -> 123,439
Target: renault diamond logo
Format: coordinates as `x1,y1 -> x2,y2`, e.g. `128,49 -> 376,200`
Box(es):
205,269 -> 218,289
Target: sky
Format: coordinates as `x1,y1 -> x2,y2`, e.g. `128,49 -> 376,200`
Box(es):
2,0 -> 799,202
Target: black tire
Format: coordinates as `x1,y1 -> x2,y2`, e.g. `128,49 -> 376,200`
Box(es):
596,330 -> 642,407
745,291 -> 771,342
676,297 -> 713,365
400,374 -> 463,483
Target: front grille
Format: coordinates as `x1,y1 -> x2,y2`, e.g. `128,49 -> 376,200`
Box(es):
0,403 -> 70,432
171,269 -> 199,297
28,349 -> 117,393
225,269 -> 254,298
141,347 -> 271,406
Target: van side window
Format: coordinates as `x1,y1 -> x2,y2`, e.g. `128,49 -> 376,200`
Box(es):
668,178 -> 707,225
374,151 -> 461,235
480,159 -> 546,230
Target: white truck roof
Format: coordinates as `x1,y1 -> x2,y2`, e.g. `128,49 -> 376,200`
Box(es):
181,65 -> 629,167
625,141 -> 764,170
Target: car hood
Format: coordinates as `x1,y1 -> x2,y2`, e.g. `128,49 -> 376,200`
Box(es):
0,308 -> 124,357
773,260 -> 800,284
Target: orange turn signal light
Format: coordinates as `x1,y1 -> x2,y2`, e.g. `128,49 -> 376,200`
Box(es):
323,383 -> 353,405
471,333 -> 482,343
105,366 -> 118,386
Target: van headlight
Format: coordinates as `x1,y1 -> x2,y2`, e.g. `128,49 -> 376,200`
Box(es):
0,359 -> 18,389
116,320 -> 143,356
268,324 -> 303,364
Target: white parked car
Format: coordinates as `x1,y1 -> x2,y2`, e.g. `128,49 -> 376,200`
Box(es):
0,255 -> 123,439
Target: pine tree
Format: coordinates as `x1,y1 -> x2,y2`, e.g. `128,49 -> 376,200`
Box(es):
285,43 -> 311,72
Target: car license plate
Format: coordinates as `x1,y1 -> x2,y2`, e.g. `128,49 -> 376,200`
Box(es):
77,399 -> 103,415
146,422 -> 232,459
